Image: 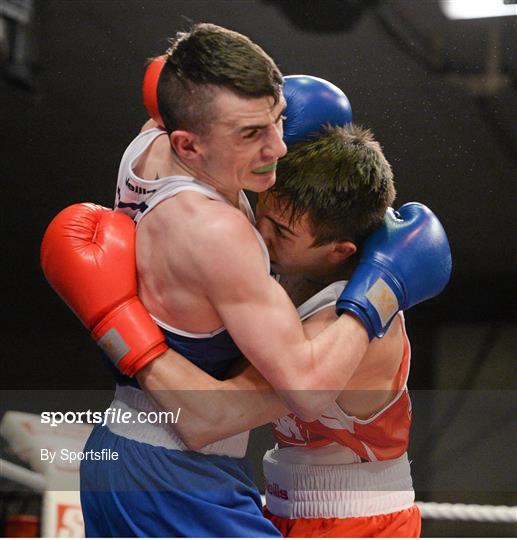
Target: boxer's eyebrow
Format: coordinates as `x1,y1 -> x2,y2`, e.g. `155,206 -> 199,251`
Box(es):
238,102 -> 286,134
239,123 -> 266,134
264,215 -> 296,236
275,103 -> 287,123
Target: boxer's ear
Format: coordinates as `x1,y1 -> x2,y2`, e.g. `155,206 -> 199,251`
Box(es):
328,241 -> 356,264
169,130 -> 200,159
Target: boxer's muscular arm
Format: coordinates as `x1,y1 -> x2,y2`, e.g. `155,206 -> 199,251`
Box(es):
138,357 -> 288,450
140,305 -> 404,451
190,210 -> 368,421
137,310 -> 335,450
139,308 -> 402,450
138,305 -> 336,450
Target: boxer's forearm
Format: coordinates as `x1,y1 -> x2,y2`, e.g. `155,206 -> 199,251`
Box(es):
186,376 -> 287,450
136,350 -> 287,450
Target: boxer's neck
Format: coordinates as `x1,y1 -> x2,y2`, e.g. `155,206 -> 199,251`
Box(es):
170,152 -> 241,208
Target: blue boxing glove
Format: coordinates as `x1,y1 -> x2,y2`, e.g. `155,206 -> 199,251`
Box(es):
336,203 -> 452,340
282,75 -> 352,146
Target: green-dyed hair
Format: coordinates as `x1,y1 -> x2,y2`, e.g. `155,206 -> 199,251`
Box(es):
156,23 -> 283,134
270,124 -> 395,248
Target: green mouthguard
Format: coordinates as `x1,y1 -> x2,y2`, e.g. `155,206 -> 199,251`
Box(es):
253,162 -> 277,174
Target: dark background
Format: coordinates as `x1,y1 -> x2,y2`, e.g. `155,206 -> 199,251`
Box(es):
1,0 -> 516,537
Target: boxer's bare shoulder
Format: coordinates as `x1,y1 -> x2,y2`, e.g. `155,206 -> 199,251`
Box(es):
140,191 -> 255,247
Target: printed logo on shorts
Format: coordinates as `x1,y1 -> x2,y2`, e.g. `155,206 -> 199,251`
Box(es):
366,278 -> 399,327
266,482 -> 289,500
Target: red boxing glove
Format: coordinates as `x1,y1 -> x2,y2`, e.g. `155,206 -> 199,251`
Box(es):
40,203 -> 167,376
142,54 -> 167,128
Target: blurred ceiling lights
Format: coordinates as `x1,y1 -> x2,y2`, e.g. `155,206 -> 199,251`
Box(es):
440,0 -> 517,20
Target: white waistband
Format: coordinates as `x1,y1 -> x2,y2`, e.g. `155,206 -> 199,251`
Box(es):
106,385 -> 249,458
263,448 -> 414,518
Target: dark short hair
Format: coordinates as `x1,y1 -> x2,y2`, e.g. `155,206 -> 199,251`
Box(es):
156,23 -> 283,134
269,124 -> 396,248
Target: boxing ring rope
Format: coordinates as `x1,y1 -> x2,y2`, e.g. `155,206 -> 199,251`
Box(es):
416,502 -> 517,523
0,458 -> 45,492
259,496 -> 517,523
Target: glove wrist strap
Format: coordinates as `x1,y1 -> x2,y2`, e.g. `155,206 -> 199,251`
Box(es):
92,298 -> 167,376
